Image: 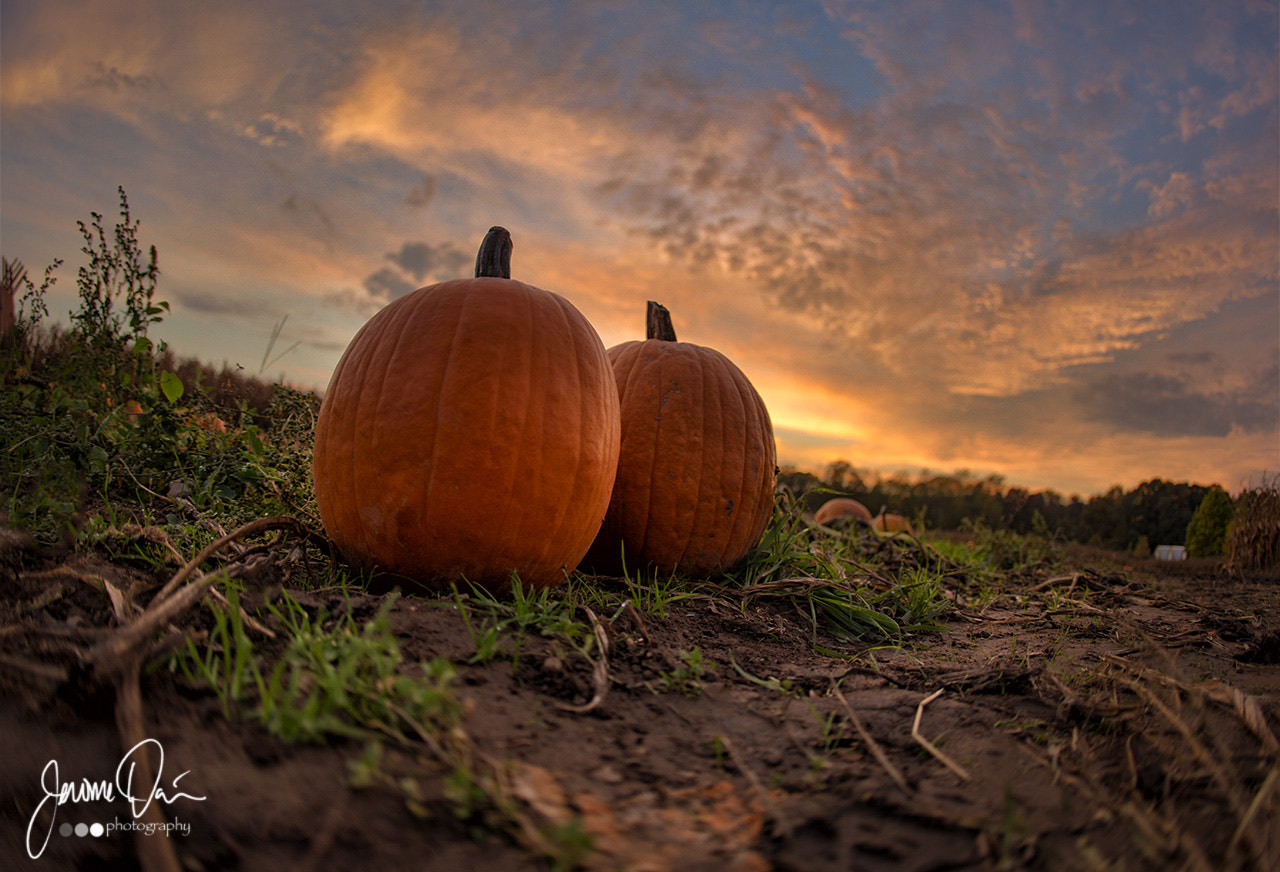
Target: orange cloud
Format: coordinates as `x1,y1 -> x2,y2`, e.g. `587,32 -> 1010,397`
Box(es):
319,27 -> 634,193
0,1 -> 283,114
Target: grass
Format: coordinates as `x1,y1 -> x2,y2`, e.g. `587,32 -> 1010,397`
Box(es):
436,491 -> 967,671
717,491 -> 957,647
448,577 -> 598,669
174,581 -> 595,870
175,584 -> 463,747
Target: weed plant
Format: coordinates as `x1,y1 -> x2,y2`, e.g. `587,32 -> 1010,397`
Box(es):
658,648 -> 716,696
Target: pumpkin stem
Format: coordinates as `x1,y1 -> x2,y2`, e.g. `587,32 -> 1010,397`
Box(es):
475,226 -> 513,279
646,300 -> 677,341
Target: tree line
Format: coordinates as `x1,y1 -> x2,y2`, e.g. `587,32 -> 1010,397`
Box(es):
780,461 -> 1235,554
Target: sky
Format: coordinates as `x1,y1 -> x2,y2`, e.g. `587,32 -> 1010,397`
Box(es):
2,0 -> 1277,498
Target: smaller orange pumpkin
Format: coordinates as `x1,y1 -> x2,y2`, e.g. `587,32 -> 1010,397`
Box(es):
814,497 -> 873,526
587,301 -> 776,578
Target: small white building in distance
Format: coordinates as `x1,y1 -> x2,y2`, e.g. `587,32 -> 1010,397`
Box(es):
1155,545 -> 1187,561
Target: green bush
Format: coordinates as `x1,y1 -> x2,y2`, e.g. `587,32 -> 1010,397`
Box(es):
1185,486 -> 1234,558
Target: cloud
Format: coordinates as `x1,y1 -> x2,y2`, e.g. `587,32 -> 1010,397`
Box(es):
80,61 -> 156,95
1166,350 -> 1218,368
362,266 -> 416,301
172,288 -> 281,320
243,113 -> 304,148
385,241 -> 469,283
592,0 -> 1278,404
0,0 -> 293,117
280,193 -> 338,246
406,175 -> 438,208
317,16 -> 629,189
1074,364 -> 1279,437
1143,172 -> 1196,218
359,239 -> 472,301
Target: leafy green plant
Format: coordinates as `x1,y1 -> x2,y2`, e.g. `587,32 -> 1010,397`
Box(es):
658,647 -> 716,696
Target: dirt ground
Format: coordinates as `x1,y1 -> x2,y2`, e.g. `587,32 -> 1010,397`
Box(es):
2,527 -> 1278,872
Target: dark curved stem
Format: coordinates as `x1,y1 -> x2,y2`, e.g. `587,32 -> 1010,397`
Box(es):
475,226 -> 513,279
646,300 -> 677,341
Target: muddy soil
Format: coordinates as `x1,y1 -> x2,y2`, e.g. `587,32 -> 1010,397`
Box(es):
2,530 -> 1277,872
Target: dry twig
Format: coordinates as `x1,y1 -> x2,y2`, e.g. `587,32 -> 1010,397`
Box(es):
911,689 -> 971,781
830,680 -> 910,794
89,516 -> 307,670
555,606 -> 610,713
80,515 -> 313,872
719,732 -> 792,838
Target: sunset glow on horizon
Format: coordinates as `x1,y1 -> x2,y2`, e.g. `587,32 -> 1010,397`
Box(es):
2,0 -> 1276,498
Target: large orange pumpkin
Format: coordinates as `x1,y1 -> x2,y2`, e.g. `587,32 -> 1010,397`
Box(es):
587,301 -> 776,577
312,227 -> 621,591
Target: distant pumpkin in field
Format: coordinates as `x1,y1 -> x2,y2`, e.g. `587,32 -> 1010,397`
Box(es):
814,497 -> 873,526
311,226 -> 621,591
586,301 -> 776,577
124,399 -> 144,425
873,512 -> 914,535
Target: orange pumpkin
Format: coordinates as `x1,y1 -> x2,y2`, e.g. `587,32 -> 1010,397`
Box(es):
587,301 -> 776,577
124,399 -> 144,425
873,512 -> 914,535
814,497 -> 873,526
312,227 -> 621,591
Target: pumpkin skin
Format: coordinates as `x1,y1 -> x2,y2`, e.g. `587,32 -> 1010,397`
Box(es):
814,497 -> 873,526
587,301 -> 776,577
312,227 -> 620,591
